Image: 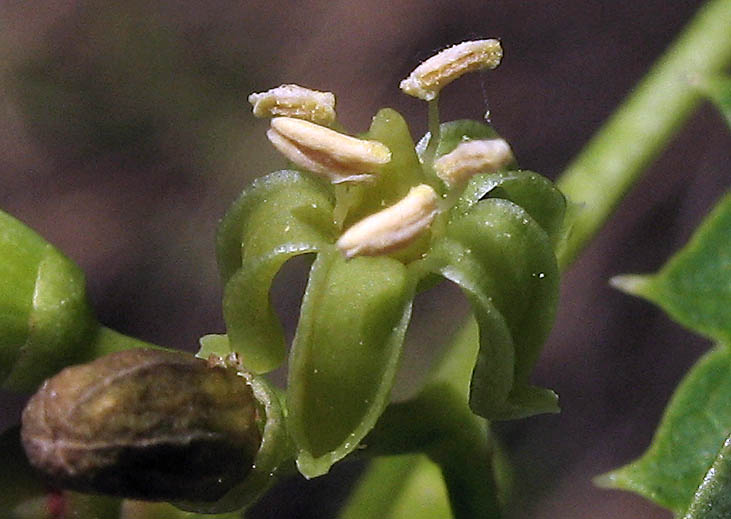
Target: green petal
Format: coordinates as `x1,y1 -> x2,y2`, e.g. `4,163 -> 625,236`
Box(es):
429,198 -> 560,420
217,170 -> 335,373
288,249 -> 415,477
597,345 -> 731,515
223,245 -> 320,373
216,169 -> 335,284
453,170 -> 567,246
422,238 -> 516,413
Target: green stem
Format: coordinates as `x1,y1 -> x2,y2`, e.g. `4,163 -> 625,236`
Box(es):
556,0 -> 731,268
349,319 -> 502,519
363,384 -> 501,519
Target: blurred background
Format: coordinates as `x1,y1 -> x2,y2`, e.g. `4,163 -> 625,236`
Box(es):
1,1 -> 729,517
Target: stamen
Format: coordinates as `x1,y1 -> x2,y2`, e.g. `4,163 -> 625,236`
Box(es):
267,117 -> 391,184
249,84 -> 336,125
337,185 -> 439,258
400,39 -> 502,101
434,138 -> 514,188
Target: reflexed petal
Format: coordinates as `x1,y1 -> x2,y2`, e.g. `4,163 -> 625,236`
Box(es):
217,170 -> 335,373
288,250 -> 415,477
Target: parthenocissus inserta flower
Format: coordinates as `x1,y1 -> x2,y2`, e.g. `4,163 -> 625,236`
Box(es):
223,39 -> 565,478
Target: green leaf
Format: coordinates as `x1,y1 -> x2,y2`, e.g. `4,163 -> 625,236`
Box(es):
287,249 -> 415,477
611,192 -> 731,344
217,170 -> 335,373
701,75 -> 731,128
683,434 -> 731,519
597,345 -> 731,514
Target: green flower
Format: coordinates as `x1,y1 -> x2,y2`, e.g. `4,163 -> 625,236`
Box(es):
210,40 -> 566,478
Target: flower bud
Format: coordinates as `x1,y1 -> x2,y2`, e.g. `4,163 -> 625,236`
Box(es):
0,210 -> 97,392
248,84 -> 336,125
267,117 -> 391,183
434,138 -> 514,188
400,39 -> 502,101
336,184 -> 439,258
21,349 -> 262,503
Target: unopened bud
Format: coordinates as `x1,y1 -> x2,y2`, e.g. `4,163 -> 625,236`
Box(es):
267,117 -> 391,184
434,138 -> 514,188
400,39 -> 502,101
21,349 -> 262,503
248,84 -> 336,125
337,184 -> 439,258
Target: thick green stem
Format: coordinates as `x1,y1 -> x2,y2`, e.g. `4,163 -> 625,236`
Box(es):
556,0 -> 731,268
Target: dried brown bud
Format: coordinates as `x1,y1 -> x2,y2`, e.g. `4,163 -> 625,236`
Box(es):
21,349 -> 262,503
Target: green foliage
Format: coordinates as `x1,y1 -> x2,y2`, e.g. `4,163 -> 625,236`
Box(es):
611,192 -> 731,344
2,1 -> 730,513
683,434 -> 731,519
597,346 -> 731,514
600,193 -> 731,517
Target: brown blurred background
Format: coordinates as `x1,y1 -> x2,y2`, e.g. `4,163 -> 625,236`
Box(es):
1,1 -> 729,518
